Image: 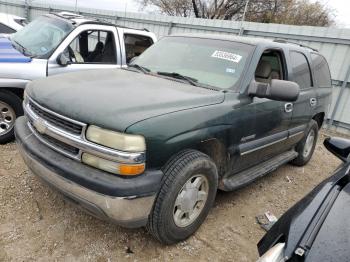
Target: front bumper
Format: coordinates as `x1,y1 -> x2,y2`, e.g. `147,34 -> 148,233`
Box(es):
15,117 -> 163,228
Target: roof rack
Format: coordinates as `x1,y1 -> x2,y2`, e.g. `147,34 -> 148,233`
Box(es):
273,39 -> 318,52
51,12 -> 151,32
54,12 -> 84,20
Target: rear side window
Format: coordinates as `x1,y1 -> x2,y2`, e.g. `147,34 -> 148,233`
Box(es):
311,53 -> 332,88
124,34 -> 154,64
290,51 -> 312,89
0,23 -> 15,34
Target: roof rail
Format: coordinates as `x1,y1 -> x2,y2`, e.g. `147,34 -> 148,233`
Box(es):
273,39 -> 318,52
54,12 -> 84,20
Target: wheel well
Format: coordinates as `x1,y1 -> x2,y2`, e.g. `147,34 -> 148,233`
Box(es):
312,112 -> 325,129
196,139 -> 228,177
0,88 -> 24,100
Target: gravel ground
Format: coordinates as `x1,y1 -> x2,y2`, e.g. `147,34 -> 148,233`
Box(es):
0,131 -> 347,261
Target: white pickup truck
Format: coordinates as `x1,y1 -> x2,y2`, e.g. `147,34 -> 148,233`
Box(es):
0,12 -> 157,143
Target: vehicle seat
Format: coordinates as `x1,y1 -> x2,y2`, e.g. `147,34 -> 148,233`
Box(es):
101,34 -> 116,63
87,42 -> 104,62
125,44 -> 135,63
255,60 -> 272,83
134,41 -> 150,56
271,70 -> 281,80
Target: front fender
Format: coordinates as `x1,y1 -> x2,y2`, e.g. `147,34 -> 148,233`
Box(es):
126,102 -> 233,169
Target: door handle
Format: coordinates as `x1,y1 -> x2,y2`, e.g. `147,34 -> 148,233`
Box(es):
285,103 -> 293,113
310,98 -> 317,107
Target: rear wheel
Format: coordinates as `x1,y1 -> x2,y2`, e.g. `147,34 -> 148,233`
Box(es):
147,150 -> 218,244
291,120 -> 319,166
0,91 -> 23,144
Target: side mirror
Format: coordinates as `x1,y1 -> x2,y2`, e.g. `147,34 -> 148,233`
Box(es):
56,53 -> 70,67
324,137 -> 350,162
249,79 -> 300,102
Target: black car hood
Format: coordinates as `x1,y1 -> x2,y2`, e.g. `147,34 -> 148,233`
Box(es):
26,69 -> 225,132
305,182 -> 350,262
258,163 -> 350,259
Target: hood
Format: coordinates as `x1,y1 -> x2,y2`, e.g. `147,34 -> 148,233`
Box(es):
27,69 -> 225,131
258,163 -> 350,258
305,182 -> 350,262
0,37 -> 31,63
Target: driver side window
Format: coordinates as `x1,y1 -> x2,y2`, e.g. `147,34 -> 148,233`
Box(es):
65,30 -> 117,64
255,50 -> 285,84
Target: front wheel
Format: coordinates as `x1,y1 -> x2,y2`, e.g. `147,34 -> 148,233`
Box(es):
291,120 -> 319,166
0,90 -> 23,144
147,150 -> 218,244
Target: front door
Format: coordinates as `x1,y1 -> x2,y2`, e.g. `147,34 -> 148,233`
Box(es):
232,49 -> 293,173
47,24 -> 121,76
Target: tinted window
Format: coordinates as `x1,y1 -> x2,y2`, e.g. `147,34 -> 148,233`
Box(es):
311,53 -> 332,87
290,51 -> 312,89
0,23 -> 15,34
124,34 -> 154,63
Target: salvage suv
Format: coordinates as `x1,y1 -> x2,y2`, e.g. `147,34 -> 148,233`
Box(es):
15,34 -> 332,244
0,12 -> 156,143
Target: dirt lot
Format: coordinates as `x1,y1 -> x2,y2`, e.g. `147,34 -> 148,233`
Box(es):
0,131 -> 347,261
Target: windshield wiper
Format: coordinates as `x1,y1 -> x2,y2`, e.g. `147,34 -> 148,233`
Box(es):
128,64 -> 151,74
157,71 -> 199,86
11,39 -> 34,57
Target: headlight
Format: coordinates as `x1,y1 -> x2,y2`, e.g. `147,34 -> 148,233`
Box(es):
86,125 -> 146,152
82,153 -> 145,176
257,243 -> 286,262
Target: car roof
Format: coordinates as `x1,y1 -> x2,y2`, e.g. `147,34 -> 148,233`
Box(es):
167,33 -> 318,53
48,12 -> 150,32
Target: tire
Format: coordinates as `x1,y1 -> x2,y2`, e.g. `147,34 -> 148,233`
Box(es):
291,119 -> 319,166
147,150 -> 218,245
0,90 -> 23,144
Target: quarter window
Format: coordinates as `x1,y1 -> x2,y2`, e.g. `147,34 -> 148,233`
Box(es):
290,51 -> 312,89
311,53 -> 332,88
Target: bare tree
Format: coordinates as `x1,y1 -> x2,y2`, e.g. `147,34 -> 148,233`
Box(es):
138,0 -> 335,26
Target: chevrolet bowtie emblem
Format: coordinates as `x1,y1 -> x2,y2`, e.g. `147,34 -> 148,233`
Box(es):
33,118 -> 47,134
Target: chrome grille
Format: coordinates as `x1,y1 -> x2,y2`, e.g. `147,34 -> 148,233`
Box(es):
24,96 -> 146,165
28,100 -> 83,135
40,133 -> 80,155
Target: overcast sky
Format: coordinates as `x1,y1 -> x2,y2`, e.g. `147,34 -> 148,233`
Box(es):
45,0 -> 350,28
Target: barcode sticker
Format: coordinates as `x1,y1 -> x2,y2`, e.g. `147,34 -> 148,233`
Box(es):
211,50 -> 242,63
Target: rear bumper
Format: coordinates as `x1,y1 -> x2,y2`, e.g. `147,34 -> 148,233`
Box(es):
15,117 -> 163,228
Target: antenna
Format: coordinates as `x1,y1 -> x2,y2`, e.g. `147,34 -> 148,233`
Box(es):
124,0 -> 127,27
239,0 -> 250,36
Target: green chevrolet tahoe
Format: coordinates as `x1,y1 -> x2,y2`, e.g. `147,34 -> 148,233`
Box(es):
15,34 -> 332,244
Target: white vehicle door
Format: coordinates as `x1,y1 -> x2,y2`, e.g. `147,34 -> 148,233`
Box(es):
118,28 -> 156,66
47,24 -> 121,76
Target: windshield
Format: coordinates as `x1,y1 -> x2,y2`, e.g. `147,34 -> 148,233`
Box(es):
11,16 -> 73,58
132,36 -> 254,90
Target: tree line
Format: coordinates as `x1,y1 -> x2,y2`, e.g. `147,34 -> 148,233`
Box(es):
139,0 -> 335,27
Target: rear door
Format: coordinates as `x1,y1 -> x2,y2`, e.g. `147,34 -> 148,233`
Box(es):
287,51 -> 316,141
47,24 -> 121,76
310,53 -> 333,116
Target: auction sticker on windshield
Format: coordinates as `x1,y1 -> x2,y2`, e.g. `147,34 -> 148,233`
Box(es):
211,50 -> 242,63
